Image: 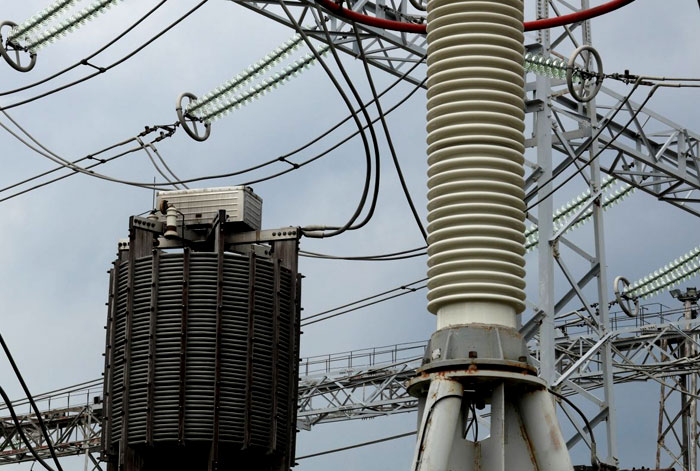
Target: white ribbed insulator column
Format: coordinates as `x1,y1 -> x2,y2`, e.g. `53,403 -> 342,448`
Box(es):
426,0 -> 527,329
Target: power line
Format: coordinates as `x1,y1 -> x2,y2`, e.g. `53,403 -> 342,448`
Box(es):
301,278 -> 427,326
0,68 -> 423,203
300,246 -> 427,261
0,109 -> 176,190
1,0 -> 168,97
0,330 -> 64,471
238,76 -> 424,188
352,22 -> 427,242
0,385 -> 58,471
0,11 -> 424,201
0,0 -> 209,111
302,277 -> 426,321
0,135 -> 136,194
0,144 -> 146,203
283,0 -> 380,239
296,431 -> 417,460
137,136 -> 187,190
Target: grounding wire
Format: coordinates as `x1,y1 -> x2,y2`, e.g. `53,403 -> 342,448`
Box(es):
295,3 -> 381,239
413,394 -> 464,469
0,0 -> 209,111
296,431 -> 417,460
352,22 -> 427,242
0,331 -> 64,471
0,385 -> 57,471
1,0 -> 168,97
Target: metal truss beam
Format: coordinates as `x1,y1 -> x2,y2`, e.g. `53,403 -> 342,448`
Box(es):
0,402 -> 102,469
3,306 -> 699,468
232,0 -> 427,87
3,1 -> 699,470
229,0 -> 699,219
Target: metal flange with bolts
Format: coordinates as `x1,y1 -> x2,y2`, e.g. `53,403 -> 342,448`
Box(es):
0,21 -> 37,72
176,92 -> 212,142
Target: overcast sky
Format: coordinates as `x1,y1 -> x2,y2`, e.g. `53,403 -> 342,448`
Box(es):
1,0 -> 699,470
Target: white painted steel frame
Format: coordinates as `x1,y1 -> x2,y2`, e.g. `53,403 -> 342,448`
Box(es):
4,0 -> 700,469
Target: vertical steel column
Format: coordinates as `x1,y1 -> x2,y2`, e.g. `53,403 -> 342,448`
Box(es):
657,366 -> 667,470
582,1 -> 618,463
535,0 -> 556,385
685,298 -> 698,471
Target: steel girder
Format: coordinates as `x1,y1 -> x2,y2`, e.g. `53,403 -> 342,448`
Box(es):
218,6 -> 700,464
0,404 -> 102,470
230,0 -> 700,215
232,0 -> 427,87
3,0 -> 700,469
3,307 -> 699,468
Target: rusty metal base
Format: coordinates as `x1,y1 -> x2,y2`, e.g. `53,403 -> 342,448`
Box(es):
416,324 -> 537,378
409,326 -> 574,471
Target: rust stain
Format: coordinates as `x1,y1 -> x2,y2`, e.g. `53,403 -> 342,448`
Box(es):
541,397 -> 564,451
518,418 -> 538,469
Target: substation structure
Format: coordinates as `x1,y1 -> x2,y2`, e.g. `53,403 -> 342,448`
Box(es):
227,0 -> 700,468
1,0 -> 700,470
3,301 -> 700,470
